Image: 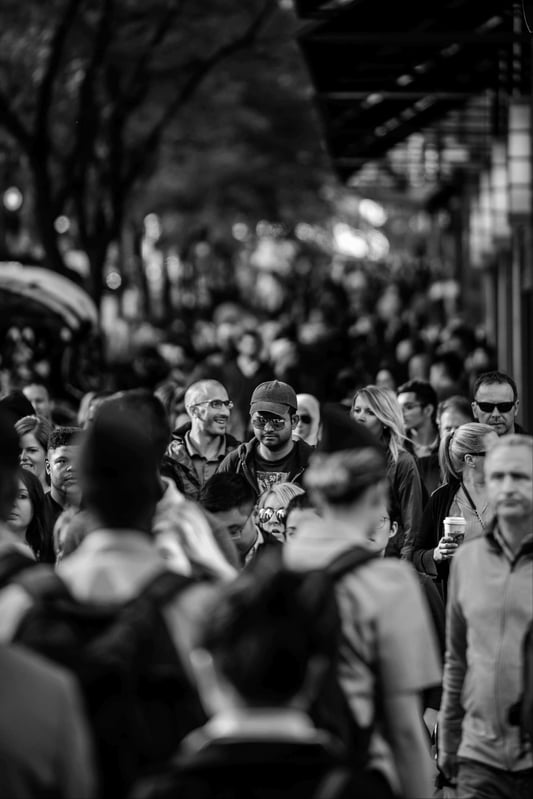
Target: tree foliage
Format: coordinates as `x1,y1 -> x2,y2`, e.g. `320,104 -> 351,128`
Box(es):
0,0 -> 331,303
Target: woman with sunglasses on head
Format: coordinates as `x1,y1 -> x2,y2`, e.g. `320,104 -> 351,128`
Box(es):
255,482 -> 305,545
293,394 -> 321,448
412,422 -> 498,601
350,385 -> 425,560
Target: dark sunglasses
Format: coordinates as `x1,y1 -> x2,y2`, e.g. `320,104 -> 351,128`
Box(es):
475,401 -> 515,413
251,415 -> 286,430
258,507 -> 287,525
298,413 -> 312,424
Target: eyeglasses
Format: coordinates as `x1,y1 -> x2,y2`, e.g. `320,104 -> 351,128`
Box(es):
251,415 -> 286,430
400,403 -> 423,412
298,414 -> 311,424
474,401 -> 515,413
376,516 -> 391,530
193,399 -> 234,410
258,507 -> 287,525
467,451 -> 486,457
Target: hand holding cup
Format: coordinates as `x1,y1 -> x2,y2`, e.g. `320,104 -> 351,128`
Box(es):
434,516 -> 466,562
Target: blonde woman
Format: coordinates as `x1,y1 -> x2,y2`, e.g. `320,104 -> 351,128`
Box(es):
351,385 -> 425,560
293,394 -> 321,447
255,481 -> 305,543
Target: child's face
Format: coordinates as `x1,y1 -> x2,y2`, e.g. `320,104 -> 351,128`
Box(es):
256,493 -> 287,542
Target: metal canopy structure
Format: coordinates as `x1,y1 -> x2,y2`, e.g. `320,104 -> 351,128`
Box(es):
293,0 -> 525,184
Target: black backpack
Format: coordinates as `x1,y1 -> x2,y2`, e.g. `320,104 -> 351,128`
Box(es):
12,566 -> 208,798
509,619 -> 533,750
304,546 -> 379,773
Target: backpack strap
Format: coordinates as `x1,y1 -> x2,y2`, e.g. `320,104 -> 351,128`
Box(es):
325,545 -> 378,583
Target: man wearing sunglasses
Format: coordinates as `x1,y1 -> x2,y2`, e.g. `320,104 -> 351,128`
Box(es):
471,371 -> 525,438
218,380 -> 312,496
165,380 -> 240,500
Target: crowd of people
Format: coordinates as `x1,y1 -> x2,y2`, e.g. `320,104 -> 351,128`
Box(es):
0,354 -> 531,798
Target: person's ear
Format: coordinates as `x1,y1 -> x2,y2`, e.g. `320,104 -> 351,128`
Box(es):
45,457 -> 51,476
471,401 -> 479,420
464,453 -> 475,468
389,521 -> 399,540
513,399 -> 520,418
291,414 -> 299,430
424,404 -> 434,420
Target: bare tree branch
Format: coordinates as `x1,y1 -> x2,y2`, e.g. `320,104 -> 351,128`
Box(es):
122,0 -> 276,191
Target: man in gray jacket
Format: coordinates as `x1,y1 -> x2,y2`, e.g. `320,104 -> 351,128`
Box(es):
439,434 -> 533,799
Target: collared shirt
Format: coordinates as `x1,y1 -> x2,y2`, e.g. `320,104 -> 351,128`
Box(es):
490,520 -> 533,565
185,432 -> 227,486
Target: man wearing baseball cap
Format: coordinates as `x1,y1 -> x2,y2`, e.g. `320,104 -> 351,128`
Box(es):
218,380 -> 313,496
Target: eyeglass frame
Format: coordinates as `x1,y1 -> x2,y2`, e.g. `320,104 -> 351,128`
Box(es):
191,399 -> 234,410
376,515 -> 391,530
473,400 -> 516,414
251,414 -> 288,430
257,507 -> 288,525
399,402 -> 424,412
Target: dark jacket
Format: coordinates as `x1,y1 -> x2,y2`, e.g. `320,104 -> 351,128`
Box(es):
411,478 -> 461,595
165,423 -> 240,501
217,438 -> 313,496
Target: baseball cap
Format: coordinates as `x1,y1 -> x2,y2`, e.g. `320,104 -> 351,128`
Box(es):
250,380 -> 297,418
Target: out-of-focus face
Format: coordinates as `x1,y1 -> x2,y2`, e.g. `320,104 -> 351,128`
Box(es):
397,391 -> 425,432
217,501 -> 256,554
5,478 -> 33,537
375,369 -> 396,392
367,499 -> 397,555
438,407 -> 472,437
294,404 -> 314,443
19,432 -> 47,484
285,507 -> 320,539
485,444 -> 532,522
251,410 -> 295,452
351,395 -> 383,439
23,384 -> 52,420
472,382 -> 518,437
256,492 -> 287,542
46,445 -> 79,500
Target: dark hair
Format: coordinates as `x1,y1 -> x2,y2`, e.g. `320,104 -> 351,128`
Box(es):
397,378 -> 438,422
15,468 -> 48,560
305,447 -> 387,506
436,394 -> 473,424
15,415 -> 53,453
199,473 -> 256,514
200,550 -> 338,705
431,351 -> 464,383
48,426 -> 82,451
102,389 -> 171,461
472,370 -> 518,402
79,405 -> 160,530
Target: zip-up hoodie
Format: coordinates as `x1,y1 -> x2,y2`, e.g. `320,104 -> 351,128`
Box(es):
217,437 -> 313,496
439,522 -> 533,770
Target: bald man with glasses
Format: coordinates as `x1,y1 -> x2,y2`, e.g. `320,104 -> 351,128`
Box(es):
471,371 -> 527,438
165,380 -> 240,500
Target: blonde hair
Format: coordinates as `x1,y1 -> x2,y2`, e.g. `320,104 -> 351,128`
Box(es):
351,385 -> 406,463
257,481 -> 305,510
439,422 -> 495,482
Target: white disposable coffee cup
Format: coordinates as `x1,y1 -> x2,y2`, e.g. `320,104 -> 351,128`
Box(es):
443,516 -> 466,544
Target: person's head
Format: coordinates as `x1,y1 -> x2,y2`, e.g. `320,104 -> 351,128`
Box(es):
194,551 -> 339,711
0,390 -> 36,425
304,446 -> 388,535
484,435 -> 532,524
437,394 -> 473,437
293,393 -> 321,447
397,378 -> 438,432
15,414 -> 53,487
285,492 -> 320,539
368,498 -> 400,555
438,422 -> 498,484
255,482 -> 305,543
375,365 -> 398,392
185,379 -> 232,438
237,329 -> 263,358
429,351 -> 465,400
0,408 -> 20,521
5,468 -> 45,557
471,371 -> 519,436
199,473 -> 256,555
249,380 -> 298,454
351,385 -> 406,462
78,404 -> 160,532
46,426 -> 83,505
53,508 -> 93,563
102,389 -> 171,463
22,381 -> 52,420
